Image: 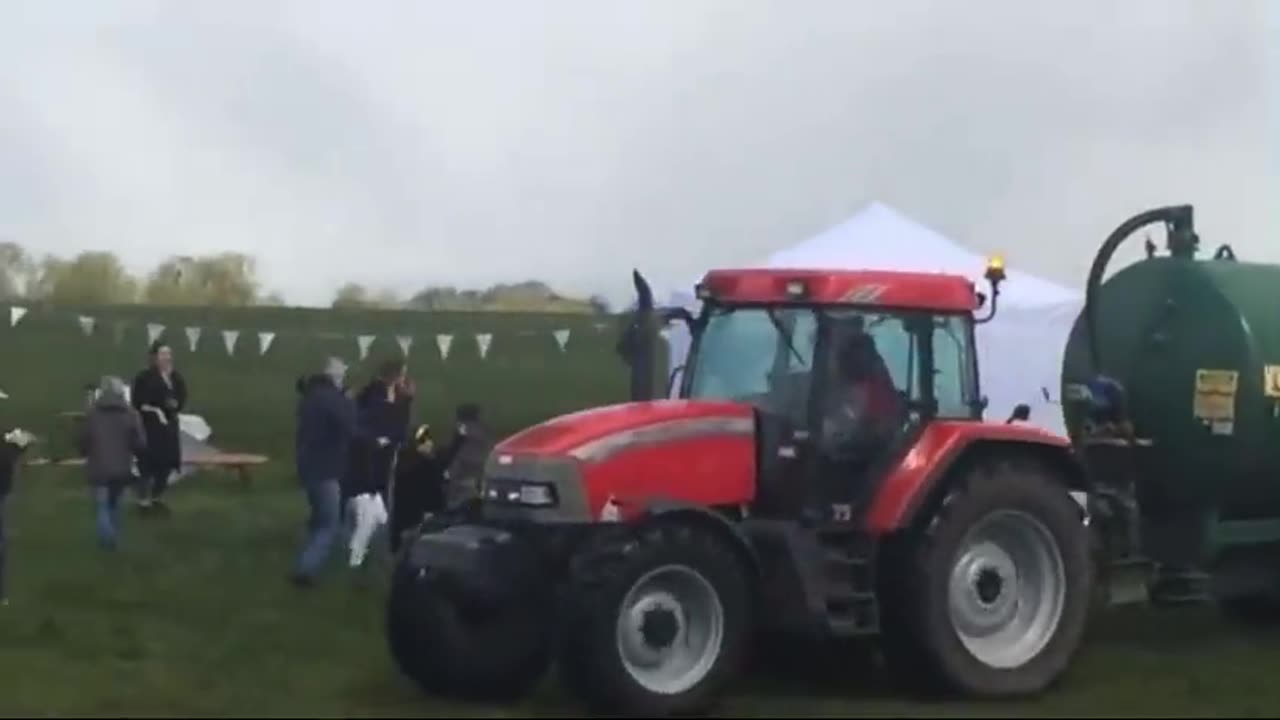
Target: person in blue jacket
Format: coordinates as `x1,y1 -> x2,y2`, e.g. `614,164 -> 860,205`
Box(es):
292,357 -> 358,586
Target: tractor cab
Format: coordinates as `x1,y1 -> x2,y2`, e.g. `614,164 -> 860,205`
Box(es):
667,264 -> 1006,523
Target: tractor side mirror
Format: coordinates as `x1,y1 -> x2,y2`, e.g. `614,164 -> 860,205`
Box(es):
1007,403 -> 1031,424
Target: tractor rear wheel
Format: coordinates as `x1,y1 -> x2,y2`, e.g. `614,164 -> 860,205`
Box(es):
881,456 -> 1092,698
557,522 -> 752,717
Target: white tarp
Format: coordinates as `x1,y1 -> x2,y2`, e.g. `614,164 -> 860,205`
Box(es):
661,202 -> 1082,436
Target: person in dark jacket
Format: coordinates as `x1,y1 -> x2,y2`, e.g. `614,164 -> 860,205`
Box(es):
389,423 -> 466,554
0,425 -> 35,604
292,357 -> 358,586
348,358 -> 411,505
79,376 -> 147,550
131,340 -> 187,512
445,403 -> 491,508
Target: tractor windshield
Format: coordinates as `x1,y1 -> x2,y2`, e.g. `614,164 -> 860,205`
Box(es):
686,306 -> 817,422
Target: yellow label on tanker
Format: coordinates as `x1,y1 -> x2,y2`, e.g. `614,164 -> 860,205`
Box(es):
1193,368 -> 1238,423
1265,365 -> 1280,398
1193,392 -> 1235,421
1195,369 -> 1239,394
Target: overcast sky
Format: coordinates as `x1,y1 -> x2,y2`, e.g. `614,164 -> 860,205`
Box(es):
1,0 -> 1273,307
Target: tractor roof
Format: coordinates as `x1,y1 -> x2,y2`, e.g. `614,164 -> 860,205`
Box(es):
697,268 -> 980,312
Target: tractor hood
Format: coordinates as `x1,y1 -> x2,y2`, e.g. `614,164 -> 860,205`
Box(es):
484,400 -> 758,523
495,399 -> 755,462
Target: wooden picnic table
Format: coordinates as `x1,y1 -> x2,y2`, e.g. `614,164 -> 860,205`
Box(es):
26,452 -> 270,488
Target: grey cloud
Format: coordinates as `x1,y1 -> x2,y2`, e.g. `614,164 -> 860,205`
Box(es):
0,0 -> 1271,307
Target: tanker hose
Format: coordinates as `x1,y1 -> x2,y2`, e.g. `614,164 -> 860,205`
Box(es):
1084,205 -> 1195,372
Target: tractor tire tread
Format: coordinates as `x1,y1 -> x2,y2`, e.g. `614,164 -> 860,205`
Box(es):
557,521 -> 752,717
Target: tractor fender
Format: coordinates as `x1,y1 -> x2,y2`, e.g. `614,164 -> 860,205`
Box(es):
637,499 -> 761,580
865,421 -> 1085,534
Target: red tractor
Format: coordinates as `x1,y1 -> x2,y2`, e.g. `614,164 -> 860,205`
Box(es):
387,263 -> 1093,716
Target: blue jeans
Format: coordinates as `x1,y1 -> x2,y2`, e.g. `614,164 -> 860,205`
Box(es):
295,479 -> 341,579
93,483 -> 124,549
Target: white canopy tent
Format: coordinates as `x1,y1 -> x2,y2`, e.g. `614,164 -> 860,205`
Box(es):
660,202 -> 1083,436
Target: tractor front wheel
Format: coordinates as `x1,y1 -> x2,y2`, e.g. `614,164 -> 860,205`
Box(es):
882,457 -> 1093,698
385,530 -> 553,703
557,522 -> 752,717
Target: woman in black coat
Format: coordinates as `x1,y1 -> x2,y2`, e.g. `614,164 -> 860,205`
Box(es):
131,340 -> 187,511
347,359 -> 410,505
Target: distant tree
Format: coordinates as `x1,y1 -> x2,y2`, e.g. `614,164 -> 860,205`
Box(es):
31,251 -> 139,305
0,241 -> 36,299
257,290 -> 287,306
407,280 -> 594,313
332,283 -> 400,309
332,282 -> 370,309
588,294 -> 611,315
143,252 -> 259,306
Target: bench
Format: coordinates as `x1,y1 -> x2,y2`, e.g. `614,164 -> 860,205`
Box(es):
27,453 -> 270,488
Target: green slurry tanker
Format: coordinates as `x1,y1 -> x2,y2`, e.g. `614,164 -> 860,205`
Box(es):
1063,204 -> 1280,613
385,204 -> 1280,716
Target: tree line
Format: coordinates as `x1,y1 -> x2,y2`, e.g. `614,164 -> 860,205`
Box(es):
0,242 -> 608,313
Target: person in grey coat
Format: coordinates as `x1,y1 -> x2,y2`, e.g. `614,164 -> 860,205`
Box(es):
78,376 -> 147,550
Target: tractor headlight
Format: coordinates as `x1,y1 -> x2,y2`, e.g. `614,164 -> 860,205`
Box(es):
483,478 -> 560,508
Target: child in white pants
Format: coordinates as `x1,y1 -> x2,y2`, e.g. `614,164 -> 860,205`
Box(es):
347,490 -> 388,568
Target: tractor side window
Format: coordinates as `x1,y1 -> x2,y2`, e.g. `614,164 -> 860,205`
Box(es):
932,315 -> 977,418
826,312 -> 916,403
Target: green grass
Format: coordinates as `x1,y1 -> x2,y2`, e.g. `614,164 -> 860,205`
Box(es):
3,465 -> 1280,717
0,303 -> 638,460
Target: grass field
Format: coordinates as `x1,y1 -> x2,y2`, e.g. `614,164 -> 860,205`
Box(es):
3,464 -> 1280,717
0,302 -> 639,460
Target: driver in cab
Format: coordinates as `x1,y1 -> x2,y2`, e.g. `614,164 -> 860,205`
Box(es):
820,330 -> 904,462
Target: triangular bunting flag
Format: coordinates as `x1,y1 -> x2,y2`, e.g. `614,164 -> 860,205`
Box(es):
9,306 -> 27,327
221,330 -> 240,356
258,331 -> 275,356
357,335 -> 375,361
435,334 -> 453,361
475,333 -> 493,360
553,328 -> 570,352
146,323 -> 165,347
396,335 -> 413,358
0,387 -> 7,399
184,326 -> 202,352
77,315 -> 96,337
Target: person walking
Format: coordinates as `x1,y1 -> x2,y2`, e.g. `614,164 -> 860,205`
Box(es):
292,357 -> 358,587
131,340 -> 187,513
0,426 -> 35,605
78,376 -> 147,550
345,359 -> 410,567
352,359 -> 411,504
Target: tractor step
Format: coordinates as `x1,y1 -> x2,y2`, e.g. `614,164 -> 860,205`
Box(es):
818,532 -> 880,637
1105,556 -> 1154,606
1149,566 -> 1212,607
